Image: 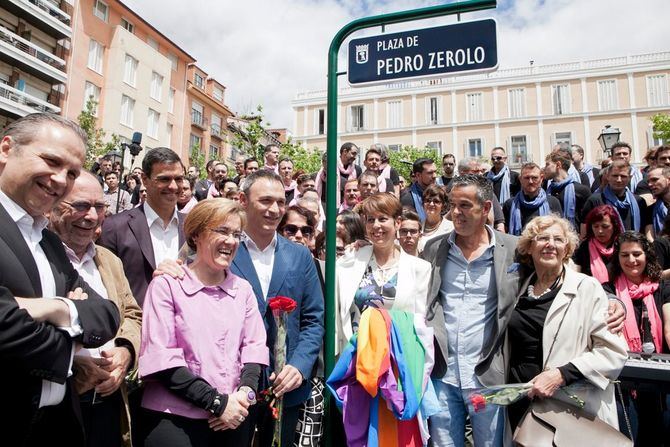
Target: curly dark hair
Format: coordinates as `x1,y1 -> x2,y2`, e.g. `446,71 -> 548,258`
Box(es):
608,231 -> 662,282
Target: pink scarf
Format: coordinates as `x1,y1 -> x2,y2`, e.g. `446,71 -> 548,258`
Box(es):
615,275 -> 662,353
338,158 -> 358,181
588,239 -> 613,284
315,168 -> 341,205
284,180 -> 297,193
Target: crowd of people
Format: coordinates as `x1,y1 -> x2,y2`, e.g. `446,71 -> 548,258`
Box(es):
3,111 -> 670,447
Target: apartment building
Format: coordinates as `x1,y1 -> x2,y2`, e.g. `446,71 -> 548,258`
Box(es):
0,0 -> 72,127
184,64 -> 234,163
64,0 -> 196,164
292,51 -> 670,166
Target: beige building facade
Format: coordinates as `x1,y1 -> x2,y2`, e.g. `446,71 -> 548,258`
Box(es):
292,51 -> 670,167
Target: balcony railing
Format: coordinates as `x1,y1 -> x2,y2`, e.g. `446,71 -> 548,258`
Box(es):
0,26 -> 66,72
22,0 -> 71,26
210,123 -> 223,138
0,83 -> 60,114
191,110 -> 206,129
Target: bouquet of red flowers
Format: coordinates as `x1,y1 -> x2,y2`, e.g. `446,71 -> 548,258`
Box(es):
264,296 -> 298,446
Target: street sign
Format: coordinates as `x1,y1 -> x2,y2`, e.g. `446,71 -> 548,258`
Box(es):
347,18 -> 498,85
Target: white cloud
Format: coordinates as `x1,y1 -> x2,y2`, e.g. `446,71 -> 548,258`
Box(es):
122,0 -> 669,130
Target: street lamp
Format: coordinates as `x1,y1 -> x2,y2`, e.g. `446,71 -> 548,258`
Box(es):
105,149 -> 122,165
597,125 -> 621,157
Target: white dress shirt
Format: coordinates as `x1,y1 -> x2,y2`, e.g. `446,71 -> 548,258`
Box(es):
144,202 -> 180,266
0,190 -> 82,407
243,232 -> 277,300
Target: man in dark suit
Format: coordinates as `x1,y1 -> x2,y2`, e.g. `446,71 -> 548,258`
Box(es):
0,113 -> 120,446
231,170 -> 324,447
99,147 -> 186,307
194,158 -> 218,201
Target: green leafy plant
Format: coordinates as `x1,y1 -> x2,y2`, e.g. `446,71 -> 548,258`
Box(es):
651,113 -> 670,143
388,145 -> 440,181
77,96 -> 120,169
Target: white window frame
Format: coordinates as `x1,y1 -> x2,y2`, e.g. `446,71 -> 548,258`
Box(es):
191,101 -> 204,127
386,100 -> 402,129
466,137 -> 484,158
87,39 -> 103,74
168,88 -> 175,114
552,131 -> 574,148
120,95 -> 135,127
150,71 -> 163,102
349,104 -> 365,132
647,74 -> 669,107
93,0 -> 109,22
597,79 -> 618,111
211,113 -> 222,137
83,81 -> 101,115
551,84 -> 571,115
426,141 -> 442,153
121,18 -> 134,33
212,86 -> 224,102
194,73 -> 205,89
147,109 -> 159,139
426,96 -> 441,125
388,144 -> 402,152
314,108 -> 325,135
123,54 -> 138,87
508,88 -> 526,118
509,135 -> 530,166
466,92 -> 483,122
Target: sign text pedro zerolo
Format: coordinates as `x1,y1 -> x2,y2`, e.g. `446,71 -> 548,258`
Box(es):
348,19 -> 498,85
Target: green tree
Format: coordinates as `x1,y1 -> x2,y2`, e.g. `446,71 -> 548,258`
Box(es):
229,105 -> 271,163
651,113 -> 670,143
388,145 -> 440,181
77,96 -> 120,169
189,142 -> 206,180
280,139 -> 322,174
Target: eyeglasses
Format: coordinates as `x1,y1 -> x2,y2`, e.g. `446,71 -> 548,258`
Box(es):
210,227 -> 243,241
398,228 -> 420,236
62,200 -> 107,213
534,234 -> 567,246
282,224 -> 314,238
424,198 -> 444,206
491,156 -> 505,162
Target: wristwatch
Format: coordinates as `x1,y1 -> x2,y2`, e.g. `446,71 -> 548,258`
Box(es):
209,393 -> 224,416
239,386 -> 256,405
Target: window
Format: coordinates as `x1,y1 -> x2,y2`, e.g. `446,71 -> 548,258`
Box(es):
212,86 -> 224,102
467,138 -> 483,157
388,144 -> 402,152
194,73 -> 205,89
510,135 -> 528,165
83,81 -> 101,115
121,18 -> 134,33
167,53 -> 178,71
189,134 -> 202,155
597,80 -> 618,111
508,88 -> 526,118
120,95 -> 135,127
428,96 -> 440,125
209,144 -> 220,159
553,131 -> 573,148
87,39 -> 103,73
150,72 -> 163,101
316,109 -> 325,135
147,37 -> 159,51
466,93 -> 483,121
166,124 -> 172,148
349,105 -> 364,131
647,74 -> 669,107
386,100 -> 402,128
123,54 -> 138,87
191,101 -> 204,127
168,88 -> 175,113
426,141 -> 442,152
211,114 -> 222,137
93,0 -> 108,22
552,84 -> 570,115
146,109 -> 159,139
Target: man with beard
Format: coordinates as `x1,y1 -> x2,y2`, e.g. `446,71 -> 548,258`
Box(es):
436,153 -> 456,188
338,142 -> 361,201
400,157 -> 437,223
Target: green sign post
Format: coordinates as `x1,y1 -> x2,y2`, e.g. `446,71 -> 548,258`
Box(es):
323,0 -> 497,443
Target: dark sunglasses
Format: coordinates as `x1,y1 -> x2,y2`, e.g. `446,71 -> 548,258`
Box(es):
491,156 -> 505,162
62,200 -> 107,213
283,224 -> 314,237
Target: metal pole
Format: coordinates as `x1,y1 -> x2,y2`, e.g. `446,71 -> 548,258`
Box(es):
323,0 -> 496,443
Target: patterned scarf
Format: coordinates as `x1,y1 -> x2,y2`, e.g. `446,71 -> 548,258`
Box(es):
508,189 -> 550,236
603,186 -> 640,232
486,165 -> 511,204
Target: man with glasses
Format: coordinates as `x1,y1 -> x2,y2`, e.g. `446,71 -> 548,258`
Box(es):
503,163 -> 562,235
485,147 -> 520,204
436,153 -> 456,188
50,171 -> 141,447
397,209 -> 422,256
99,147 -> 186,307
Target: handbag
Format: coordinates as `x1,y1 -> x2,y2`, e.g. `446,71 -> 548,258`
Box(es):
512,282 -> 633,447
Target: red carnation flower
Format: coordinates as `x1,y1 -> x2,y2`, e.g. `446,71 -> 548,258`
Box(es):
470,394 -> 487,413
268,296 -> 297,313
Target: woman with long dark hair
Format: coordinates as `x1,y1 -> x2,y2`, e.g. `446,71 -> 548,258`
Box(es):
572,204 -> 623,283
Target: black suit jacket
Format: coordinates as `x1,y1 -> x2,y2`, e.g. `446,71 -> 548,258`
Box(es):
0,203 -> 120,446
98,204 -> 185,307
194,178 -> 211,201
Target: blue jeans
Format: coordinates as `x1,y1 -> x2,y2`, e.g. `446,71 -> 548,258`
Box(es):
429,380 -> 504,447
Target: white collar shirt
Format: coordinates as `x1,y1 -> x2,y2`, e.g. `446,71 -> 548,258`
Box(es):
243,232 -> 277,301
144,202 -> 180,267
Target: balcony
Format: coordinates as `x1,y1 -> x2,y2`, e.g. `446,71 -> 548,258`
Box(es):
4,0 -> 72,39
0,82 -> 60,117
210,123 -> 223,139
191,110 -> 207,130
0,26 -> 67,83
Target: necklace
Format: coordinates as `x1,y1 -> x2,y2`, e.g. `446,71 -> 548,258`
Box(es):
423,220 -> 440,234
527,269 -> 564,300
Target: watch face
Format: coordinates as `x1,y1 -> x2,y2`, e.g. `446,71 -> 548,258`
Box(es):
247,390 -> 256,401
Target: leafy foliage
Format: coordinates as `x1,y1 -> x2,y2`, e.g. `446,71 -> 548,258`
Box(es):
388,145 -> 440,181
229,105 -> 270,163
189,142 -> 206,180
651,113 -> 670,143
77,97 -> 120,169
280,139 -> 323,174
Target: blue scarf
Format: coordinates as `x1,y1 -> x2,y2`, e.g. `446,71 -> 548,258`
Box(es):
581,163 -> 595,187
410,182 -> 426,223
508,189 -> 551,236
567,165 -> 582,184
486,165 -> 511,204
630,167 -> 643,192
603,185 -> 641,231
653,200 -> 667,236
548,177 -> 576,226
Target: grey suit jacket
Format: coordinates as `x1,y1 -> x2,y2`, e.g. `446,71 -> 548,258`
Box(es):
421,229 -> 521,386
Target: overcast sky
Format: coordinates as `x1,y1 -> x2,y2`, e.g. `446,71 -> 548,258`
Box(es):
123,0 -> 670,131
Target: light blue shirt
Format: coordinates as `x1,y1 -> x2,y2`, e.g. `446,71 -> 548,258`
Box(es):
441,226 -> 498,389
